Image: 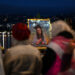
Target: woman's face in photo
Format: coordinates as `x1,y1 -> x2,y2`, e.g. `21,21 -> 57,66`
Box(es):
36,28 -> 42,35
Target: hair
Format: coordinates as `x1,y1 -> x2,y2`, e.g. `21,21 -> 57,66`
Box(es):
12,23 -> 30,41
35,25 -> 44,40
57,31 -> 73,39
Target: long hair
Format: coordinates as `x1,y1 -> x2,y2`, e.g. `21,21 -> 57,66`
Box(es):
35,25 -> 44,40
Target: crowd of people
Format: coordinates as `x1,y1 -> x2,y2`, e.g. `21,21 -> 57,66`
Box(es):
0,20 -> 75,75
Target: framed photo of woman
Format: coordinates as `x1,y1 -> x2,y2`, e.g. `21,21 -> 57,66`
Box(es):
28,18 -> 52,48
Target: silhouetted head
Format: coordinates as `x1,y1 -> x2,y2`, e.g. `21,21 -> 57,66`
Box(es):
12,23 -> 30,41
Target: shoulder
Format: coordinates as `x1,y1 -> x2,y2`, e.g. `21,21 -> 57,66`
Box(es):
7,45 -> 41,58
26,45 -> 41,55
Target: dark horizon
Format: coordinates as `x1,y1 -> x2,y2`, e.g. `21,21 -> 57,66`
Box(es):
0,0 -> 75,17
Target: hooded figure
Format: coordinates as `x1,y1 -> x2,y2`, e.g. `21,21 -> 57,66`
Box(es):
42,20 -> 74,75
42,31 -> 73,75
3,23 -> 42,75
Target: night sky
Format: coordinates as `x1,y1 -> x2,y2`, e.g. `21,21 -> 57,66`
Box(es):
0,0 -> 75,17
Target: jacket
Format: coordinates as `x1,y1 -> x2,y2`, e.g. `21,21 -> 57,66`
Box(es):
3,45 -> 42,75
